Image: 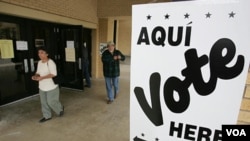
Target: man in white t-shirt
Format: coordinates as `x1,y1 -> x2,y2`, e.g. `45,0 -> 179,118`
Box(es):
32,47 -> 64,123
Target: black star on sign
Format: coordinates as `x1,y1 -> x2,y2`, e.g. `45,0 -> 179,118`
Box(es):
165,14 -> 170,19
229,11 -> 236,18
205,12 -> 212,18
147,15 -> 151,20
184,13 -> 190,19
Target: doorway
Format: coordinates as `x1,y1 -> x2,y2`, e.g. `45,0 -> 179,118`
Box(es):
0,19 -> 33,105
57,25 -> 84,90
0,14 -> 92,105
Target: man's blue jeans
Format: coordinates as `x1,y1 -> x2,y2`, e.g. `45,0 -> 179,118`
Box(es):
105,76 -> 119,101
83,60 -> 91,87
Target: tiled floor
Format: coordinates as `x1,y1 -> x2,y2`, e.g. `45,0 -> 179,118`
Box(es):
0,63 -> 130,141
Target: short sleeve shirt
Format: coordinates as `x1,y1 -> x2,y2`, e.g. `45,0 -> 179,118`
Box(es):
36,59 -> 58,91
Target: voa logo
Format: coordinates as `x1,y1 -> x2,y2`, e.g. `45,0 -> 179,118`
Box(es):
226,128 -> 246,137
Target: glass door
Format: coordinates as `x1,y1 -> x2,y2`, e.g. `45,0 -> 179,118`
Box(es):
0,21 -> 32,105
56,25 -> 84,90
0,14 -> 86,105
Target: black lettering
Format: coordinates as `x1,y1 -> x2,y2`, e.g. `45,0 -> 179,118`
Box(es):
213,130 -> 222,141
151,26 -> 166,47
182,38 -> 244,96
133,136 -> 146,141
134,73 -> 163,126
182,49 -> 217,95
137,27 -> 150,45
197,126 -> 212,141
185,26 -> 192,46
184,124 -> 196,140
168,26 -> 183,46
134,38 -> 245,125
169,121 -> 183,138
210,38 -> 244,79
163,77 -> 190,113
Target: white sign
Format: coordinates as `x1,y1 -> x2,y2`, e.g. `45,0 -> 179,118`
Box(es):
16,41 -> 28,50
66,41 -> 74,48
130,0 -> 250,141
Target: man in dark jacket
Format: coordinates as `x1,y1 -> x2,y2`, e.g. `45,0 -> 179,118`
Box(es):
82,42 -> 91,88
101,41 -> 125,104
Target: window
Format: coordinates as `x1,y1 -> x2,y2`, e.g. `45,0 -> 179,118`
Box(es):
0,22 -> 20,40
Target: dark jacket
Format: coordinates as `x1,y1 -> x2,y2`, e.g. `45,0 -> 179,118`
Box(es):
101,49 -> 125,77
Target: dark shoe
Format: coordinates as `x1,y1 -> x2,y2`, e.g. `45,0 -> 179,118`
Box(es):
39,117 -> 51,123
114,93 -> 117,99
107,100 -> 113,104
59,106 -> 64,117
84,85 -> 91,88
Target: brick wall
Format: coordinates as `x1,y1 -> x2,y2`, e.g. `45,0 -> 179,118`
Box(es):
0,0 -> 98,24
238,72 -> 250,124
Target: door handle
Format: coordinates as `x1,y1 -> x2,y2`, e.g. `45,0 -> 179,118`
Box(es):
30,58 -> 35,72
24,59 -> 28,73
79,58 -> 82,70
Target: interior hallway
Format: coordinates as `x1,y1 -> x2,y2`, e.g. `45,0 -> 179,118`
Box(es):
0,59 -> 131,141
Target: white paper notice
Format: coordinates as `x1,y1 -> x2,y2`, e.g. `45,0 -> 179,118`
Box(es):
65,47 -> 75,62
16,41 -> 28,50
66,41 -> 74,48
